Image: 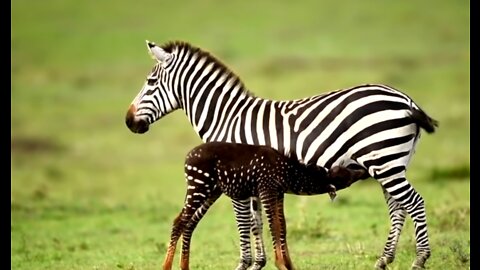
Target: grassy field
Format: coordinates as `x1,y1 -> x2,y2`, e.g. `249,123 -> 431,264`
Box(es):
11,0 -> 469,269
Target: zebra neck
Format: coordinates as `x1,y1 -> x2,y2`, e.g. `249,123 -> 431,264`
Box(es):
186,91 -> 295,151
185,86 -> 259,141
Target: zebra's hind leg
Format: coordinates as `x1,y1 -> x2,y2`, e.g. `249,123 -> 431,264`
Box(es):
377,174 -> 431,270
374,187 -> 407,270
232,199 -> 254,270
250,197 -> 267,270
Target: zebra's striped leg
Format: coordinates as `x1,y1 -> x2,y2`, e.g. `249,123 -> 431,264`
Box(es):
275,196 -> 295,270
179,190 -> 222,270
374,187 -> 407,270
260,192 -> 289,270
377,176 -> 430,270
232,199 -> 254,270
250,197 -> 267,270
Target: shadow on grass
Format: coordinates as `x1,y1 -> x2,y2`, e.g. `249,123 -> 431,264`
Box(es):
429,164 -> 470,181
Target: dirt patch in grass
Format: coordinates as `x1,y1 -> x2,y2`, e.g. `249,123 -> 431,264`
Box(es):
11,136 -> 66,155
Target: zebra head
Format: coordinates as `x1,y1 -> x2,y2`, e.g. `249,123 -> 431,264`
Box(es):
125,40 -> 180,134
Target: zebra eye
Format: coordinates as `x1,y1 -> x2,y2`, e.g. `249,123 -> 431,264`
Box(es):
146,78 -> 157,86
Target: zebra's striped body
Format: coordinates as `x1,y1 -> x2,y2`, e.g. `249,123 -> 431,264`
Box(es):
126,40 -> 438,270
164,142 -> 365,270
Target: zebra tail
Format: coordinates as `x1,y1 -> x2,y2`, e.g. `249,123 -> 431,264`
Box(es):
410,108 -> 439,134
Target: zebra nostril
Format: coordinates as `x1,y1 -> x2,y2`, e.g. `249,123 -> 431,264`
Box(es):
125,104 -> 149,133
125,115 -> 133,128
135,119 -> 149,133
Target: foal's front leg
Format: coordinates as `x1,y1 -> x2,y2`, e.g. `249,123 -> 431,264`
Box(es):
179,190 -> 222,270
232,198 -> 254,270
163,208 -> 188,270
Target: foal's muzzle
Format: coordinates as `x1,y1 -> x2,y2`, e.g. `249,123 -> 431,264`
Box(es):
125,104 -> 150,134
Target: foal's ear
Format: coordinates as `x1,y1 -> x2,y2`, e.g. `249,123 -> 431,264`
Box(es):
146,40 -> 172,63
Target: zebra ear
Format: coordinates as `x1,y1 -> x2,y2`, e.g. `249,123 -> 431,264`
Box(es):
146,40 -> 172,63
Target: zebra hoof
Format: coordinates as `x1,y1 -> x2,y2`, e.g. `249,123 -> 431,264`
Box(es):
249,263 -> 265,270
411,254 -> 428,269
374,263 -> 386,270
234,264 -> 249,270
411,260 -> 426,270
374,256 -> 392,270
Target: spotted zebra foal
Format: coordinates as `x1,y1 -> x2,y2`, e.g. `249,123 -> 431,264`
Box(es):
162,142 -> 367,270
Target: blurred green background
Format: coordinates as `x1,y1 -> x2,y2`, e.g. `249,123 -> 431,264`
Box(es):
12,1 -> 469,269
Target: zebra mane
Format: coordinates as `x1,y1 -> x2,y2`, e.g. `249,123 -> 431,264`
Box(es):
160,40 -> 256,97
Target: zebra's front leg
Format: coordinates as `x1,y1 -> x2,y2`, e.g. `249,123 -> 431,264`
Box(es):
379,177 -> 431,270
250,197 -> 267,270
232,199 -> 254,270
374,187 -> 407,270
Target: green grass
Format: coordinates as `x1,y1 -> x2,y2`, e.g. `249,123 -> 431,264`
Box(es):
12,0 -> 469,269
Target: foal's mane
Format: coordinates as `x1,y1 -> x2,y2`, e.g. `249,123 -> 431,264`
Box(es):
161,41 -> 256,97
284,150 -> 321,172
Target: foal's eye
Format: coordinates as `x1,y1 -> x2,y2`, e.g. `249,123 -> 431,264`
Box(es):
146,78 -> 157,86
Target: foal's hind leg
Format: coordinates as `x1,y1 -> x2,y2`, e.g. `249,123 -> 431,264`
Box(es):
260,192 -> 289,270
275,196 -> 295,270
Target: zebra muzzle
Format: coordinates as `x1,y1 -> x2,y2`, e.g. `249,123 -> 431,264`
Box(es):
125,104 -> 150,134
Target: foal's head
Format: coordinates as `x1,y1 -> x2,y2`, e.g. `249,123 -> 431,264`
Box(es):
327,165 -> 368,191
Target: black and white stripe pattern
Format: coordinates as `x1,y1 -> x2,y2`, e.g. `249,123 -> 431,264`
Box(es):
125,40 -> 438,270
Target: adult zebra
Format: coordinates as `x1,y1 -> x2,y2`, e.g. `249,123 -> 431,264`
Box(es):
125,40 -> 438,270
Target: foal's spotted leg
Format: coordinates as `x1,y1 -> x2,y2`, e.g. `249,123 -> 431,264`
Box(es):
250,197 -> 267,270
260,192 -> 289,270
163,208 -> 187,270
179,189 -> 222,270
163,186 -> 220,270
276,196 -> 295,270
232,199 -> 254,270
